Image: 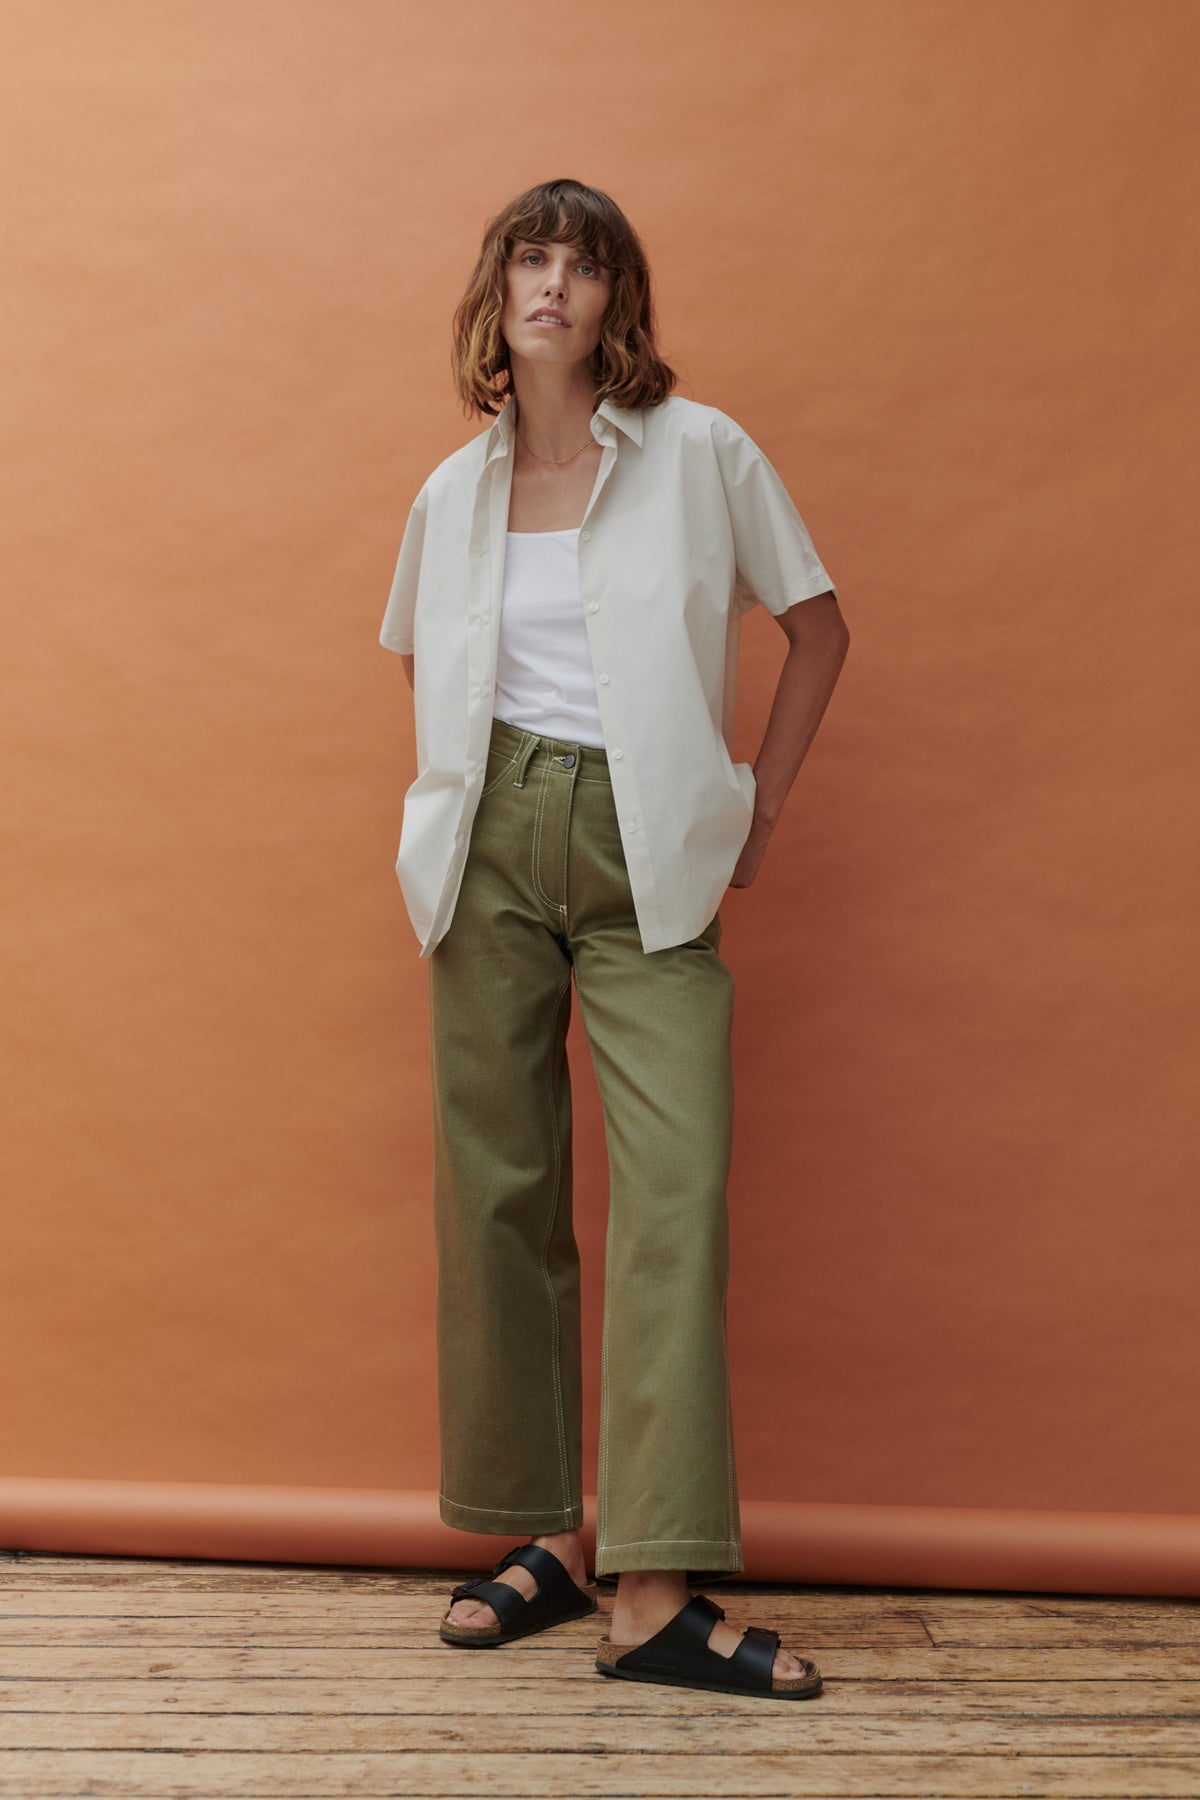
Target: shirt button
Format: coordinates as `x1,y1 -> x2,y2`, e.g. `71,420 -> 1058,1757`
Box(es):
581,529 -> 592,541
612,748 -> 624,759
587,601 -> 599,613
598,673 -> 610,684
627,821 -> 639,832
470,542 -> 483,557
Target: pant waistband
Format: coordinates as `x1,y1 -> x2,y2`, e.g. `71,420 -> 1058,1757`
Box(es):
489,714 -> 611,786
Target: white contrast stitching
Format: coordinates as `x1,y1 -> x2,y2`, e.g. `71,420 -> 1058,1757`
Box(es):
541,963 -> 576,1513
723,1260 -> 739,1558
558,765 -> 572,916
596,1181 -> 616,1553
531,755 -> 556,909
480,751 -> 519,795
440,1493 -> 579,1517
597,1538 -> 740,1552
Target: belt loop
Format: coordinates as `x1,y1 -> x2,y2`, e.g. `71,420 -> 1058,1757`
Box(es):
512,733 -> 540,788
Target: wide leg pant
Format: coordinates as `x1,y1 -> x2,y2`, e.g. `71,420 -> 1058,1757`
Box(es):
427,714 -> 743,1577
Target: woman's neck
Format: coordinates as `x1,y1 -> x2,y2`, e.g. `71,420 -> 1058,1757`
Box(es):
508,371 -> 597,463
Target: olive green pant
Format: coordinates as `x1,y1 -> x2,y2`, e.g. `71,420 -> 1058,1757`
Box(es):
427,714 -> 743,1577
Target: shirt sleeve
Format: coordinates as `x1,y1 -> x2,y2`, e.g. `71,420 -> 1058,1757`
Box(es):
711,412 -> 838,619
379,482 -> 430,655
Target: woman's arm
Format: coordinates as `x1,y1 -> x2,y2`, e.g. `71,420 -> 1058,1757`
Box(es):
730,591 -> 849,887
400,652 -> 414,692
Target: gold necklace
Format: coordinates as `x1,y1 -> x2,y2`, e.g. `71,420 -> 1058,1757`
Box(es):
513,402 -> 596,465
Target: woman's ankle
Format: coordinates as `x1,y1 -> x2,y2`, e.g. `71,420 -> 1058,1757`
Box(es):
613,1568 -> 690,1604
528,1528 -> 587,1573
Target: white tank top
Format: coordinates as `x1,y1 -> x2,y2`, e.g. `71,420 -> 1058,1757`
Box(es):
493,528 -> 606,747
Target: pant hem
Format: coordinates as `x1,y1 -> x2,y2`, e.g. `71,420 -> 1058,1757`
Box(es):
439,1494 -> 584,1535
594,1538 -> 745,1577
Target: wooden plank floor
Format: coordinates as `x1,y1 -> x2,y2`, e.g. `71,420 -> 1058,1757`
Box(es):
1,1549 -> 1198,1796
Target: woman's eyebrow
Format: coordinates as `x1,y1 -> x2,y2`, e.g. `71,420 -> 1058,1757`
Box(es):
515,238 -> 594,255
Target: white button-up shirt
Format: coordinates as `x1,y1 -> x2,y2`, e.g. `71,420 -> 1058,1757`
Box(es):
379,394 -> 838,956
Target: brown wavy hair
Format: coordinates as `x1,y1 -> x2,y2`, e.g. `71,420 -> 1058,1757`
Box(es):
451,178 -> 677,419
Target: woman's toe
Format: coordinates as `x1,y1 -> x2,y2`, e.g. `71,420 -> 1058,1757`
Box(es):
445,1599 -> 497,1628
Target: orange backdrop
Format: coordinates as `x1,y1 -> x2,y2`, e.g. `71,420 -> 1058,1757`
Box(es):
2,0 -> 1198,1590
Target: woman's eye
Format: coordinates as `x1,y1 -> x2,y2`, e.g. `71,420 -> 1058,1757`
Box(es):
520,251 -> 599,276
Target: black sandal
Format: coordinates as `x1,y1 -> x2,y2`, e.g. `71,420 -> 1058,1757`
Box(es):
595,1591 -> 823,1699
440,1541 -> 599,1647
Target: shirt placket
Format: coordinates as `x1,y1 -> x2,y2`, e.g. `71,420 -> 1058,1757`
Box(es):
464,438 -> 516,796
574,422 -> 656,907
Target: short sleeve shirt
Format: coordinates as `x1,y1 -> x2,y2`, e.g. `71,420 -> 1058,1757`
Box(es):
379,393 -> 838,956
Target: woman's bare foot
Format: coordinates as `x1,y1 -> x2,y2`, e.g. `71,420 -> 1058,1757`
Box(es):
610,1569 -> 810,1681
442,1530 -> 590,1631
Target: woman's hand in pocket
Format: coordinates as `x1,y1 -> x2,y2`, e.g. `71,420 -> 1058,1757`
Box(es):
727,815 -> 773,888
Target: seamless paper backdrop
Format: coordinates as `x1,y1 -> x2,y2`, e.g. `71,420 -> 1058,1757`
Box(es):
1,0 -> 1197,1579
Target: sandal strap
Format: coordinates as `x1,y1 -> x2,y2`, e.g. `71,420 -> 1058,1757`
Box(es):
727,1621 -> 780,1688
448,1541 -> 590,1634
612,1592 -> 725,1672
493,1541 -> 589,1612
447,1574 -> 527,1629
612,1592 -> 780,1692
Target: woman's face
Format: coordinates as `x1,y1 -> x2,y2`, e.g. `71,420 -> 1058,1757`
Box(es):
501,235 -> 614,371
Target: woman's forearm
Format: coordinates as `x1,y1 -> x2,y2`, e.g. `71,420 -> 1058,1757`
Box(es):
750,615 -> 849,834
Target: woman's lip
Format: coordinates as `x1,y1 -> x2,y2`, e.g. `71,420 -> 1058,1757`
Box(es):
528,317 -> 569,327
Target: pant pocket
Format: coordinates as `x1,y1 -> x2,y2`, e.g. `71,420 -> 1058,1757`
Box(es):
480,748 -> 520,796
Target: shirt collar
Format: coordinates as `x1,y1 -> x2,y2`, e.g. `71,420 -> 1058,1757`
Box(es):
483,394 -> 644,467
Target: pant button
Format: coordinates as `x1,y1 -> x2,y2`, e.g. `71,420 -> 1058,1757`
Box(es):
556,753 -> 576,768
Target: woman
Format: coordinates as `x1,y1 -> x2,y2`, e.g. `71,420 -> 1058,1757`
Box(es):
380,178 -> 849,1701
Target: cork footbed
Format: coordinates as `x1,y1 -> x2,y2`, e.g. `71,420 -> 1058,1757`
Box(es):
594,1635 -> 823,1696
441,1580 -> 600,1641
